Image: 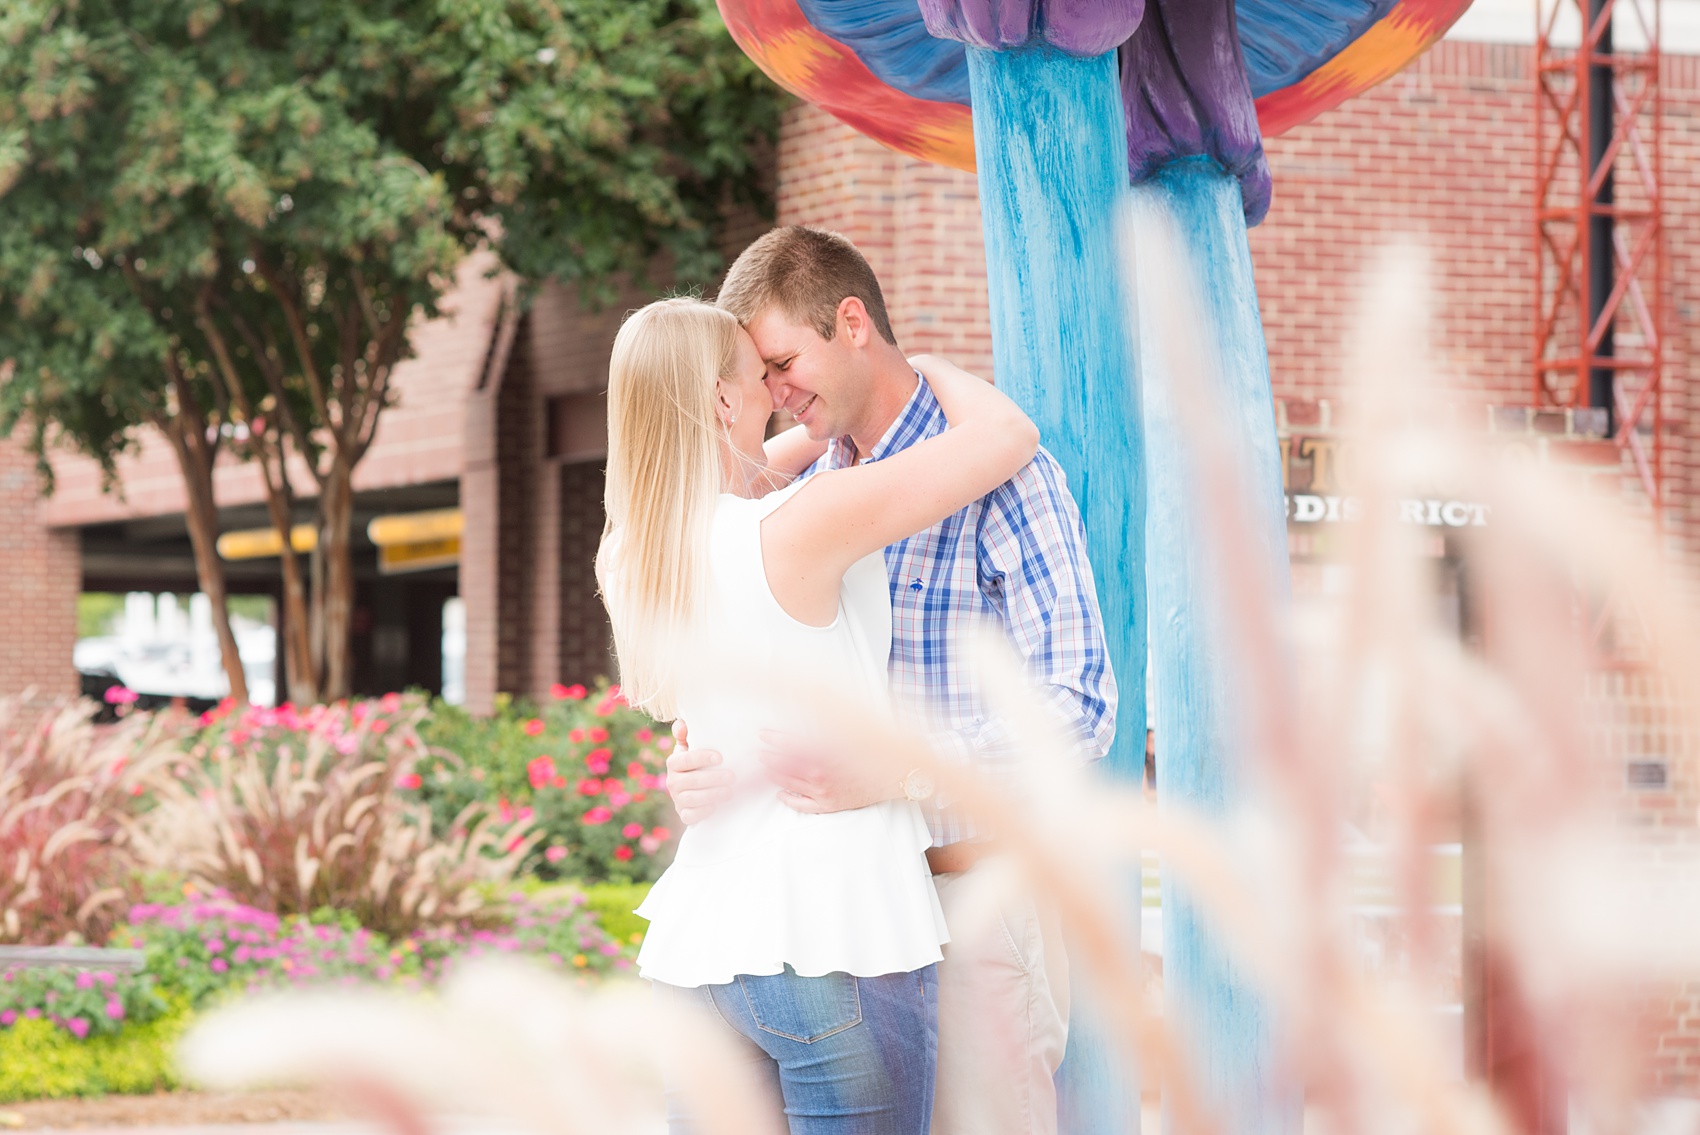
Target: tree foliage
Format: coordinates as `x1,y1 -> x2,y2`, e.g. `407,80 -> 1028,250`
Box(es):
0,0 -> 777,700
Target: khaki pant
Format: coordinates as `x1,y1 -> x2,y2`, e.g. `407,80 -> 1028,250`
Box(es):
930,859 -> 1070,1135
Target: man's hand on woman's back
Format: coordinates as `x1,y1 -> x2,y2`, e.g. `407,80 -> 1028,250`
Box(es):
663,720 -> 735,825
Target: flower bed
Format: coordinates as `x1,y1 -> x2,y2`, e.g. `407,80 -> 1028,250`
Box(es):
411,683 -> 679,883
0,885 -> 640,1101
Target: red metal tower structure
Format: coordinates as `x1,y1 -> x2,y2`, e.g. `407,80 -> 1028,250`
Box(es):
1534,0 -> 1665,527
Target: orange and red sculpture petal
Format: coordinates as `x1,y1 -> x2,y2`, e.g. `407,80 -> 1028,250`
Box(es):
1252,0 -> 1477,136
718,0 -> 976,171
717,0 -> 1476,173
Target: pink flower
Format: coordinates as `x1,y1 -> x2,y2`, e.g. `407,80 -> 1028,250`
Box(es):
205,938 -> 225,953
66,1017 -> 90,1039
103,685 -> 139,705
75,972 -> 95,989
607,790 -> 631,808
0,1010 -> 15,1026
635,728 -> 653,743
589,729 -> 610,744
658,737 -> 674,752
380,692 -> 402,713
545,846 -> 568,863
576,778 -> 602,796
395,772 -> 423,790
528,755 -> 558,789
104,1000 -> 125,1021
371,719 -> 390,734
621,822 -> 643,838
334,734 -> 358,755
640,836 -> 662,854
523,718 -> 546,737
498,798 -> 513,823
626,761 -> 646,778
586,753 -> 611,776
583,807 -> 613,825
613,846 -> 634,861
651,826 -> 673,841
561,684 -> 587,700
568,728 -> 587,743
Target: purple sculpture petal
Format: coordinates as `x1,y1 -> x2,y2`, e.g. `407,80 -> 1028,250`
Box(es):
919,0 -> 1144,57
1120,0 -> 1272,224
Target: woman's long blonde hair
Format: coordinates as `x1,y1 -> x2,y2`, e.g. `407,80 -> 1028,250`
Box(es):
596,298 -> 743,720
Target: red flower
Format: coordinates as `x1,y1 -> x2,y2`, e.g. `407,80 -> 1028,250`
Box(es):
622,822 -> 644,838
651,826 -> 673,841
551,775 -> 567,789
523,718 -> 546,737
576,778 -> 602,796
635,728 -> 653,743
545,846 -> 568,863
613,845 -> 634,861
568,728 -> 587,743
589,728 -> 610,743
380,692 -> 402,713
583,807 -> 613,825
395,772 -> 423,790
586,754 -> 611,775
371,719 -> 390,734
562,684 -> 588,700
626,761 -> 646,778
527,755 -> 558,789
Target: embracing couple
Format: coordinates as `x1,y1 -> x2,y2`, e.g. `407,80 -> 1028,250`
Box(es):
596,226 -> 1117,1135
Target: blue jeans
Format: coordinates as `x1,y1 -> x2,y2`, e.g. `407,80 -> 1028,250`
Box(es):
657,965 -> 939,1135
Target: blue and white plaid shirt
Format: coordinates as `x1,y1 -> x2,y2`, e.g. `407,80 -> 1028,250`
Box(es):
805,375 -> 1117,845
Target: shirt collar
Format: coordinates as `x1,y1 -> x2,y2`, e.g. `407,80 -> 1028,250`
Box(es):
827,371 -> 936,467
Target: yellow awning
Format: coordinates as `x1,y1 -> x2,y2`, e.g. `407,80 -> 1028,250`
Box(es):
216,524 -> 317,561
367,508 -> 464,547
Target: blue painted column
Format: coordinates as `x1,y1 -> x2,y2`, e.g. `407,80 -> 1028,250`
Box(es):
1129,158 -> 1299,1135
963,43 -> 1145,1135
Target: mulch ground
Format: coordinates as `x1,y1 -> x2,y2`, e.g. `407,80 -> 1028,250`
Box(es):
0,1091 -> 348,1130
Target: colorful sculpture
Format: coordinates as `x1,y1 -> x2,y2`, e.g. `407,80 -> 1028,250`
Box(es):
714,2 -> 1477,1132
718,0 -> 1474,178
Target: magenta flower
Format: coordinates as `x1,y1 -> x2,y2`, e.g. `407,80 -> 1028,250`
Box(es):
105,1000 -> 125,1021
211,958 -> 228,973
66,1017 -> 90,1039
0,1010 -> 14,1026
583,807 -> 613,825
621,822 -> 643,839
75,972 -> 94,990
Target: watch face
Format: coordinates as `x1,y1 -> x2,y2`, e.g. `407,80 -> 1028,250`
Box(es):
906,769 -> 935,801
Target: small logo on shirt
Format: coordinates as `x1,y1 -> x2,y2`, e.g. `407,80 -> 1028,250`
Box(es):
909,577 -> 925,592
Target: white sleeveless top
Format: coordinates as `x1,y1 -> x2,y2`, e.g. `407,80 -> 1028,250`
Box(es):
634,483 -> 949,987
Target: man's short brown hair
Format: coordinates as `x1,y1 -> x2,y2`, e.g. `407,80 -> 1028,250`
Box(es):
715,226 -> 898,345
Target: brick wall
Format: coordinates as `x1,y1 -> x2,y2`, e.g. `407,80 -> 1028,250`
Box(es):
0,437 -> 78,704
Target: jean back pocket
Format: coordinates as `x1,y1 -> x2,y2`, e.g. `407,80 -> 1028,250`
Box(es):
736,968 -> 862,1043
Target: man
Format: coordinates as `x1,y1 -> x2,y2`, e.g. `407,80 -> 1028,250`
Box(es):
667,225 -> 1117,1135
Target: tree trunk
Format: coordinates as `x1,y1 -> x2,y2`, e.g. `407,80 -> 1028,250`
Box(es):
261,485 -> 319,707
156,414 -> 250,706
316,463 -> 356,701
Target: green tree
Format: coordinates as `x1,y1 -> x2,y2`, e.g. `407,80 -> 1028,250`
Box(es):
0,0 -> 775,703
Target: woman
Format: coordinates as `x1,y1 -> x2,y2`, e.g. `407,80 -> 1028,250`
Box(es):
596,298 -> 1038,1134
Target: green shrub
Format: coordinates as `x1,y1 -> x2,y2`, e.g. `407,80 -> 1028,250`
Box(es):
582,881 -> 652,949
0,997 -> 189,1101
412,683 -> 680,884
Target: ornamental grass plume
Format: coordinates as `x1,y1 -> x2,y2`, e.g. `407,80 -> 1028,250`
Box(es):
135,701 -> 537,937
0,699 -> 180,945
181,957 -> 782,1135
